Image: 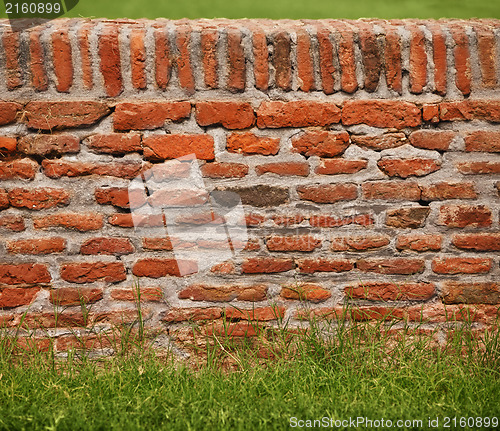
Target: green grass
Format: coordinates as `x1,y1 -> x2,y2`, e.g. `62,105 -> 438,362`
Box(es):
1,0 -> 500,20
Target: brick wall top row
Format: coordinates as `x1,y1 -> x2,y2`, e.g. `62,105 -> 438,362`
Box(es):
1,18 -> 499,98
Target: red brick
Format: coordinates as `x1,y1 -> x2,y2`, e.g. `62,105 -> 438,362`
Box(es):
465,131 -> 500,152
161,307 -> 222,323
316,159 -> 367,175
256,162 -> 309,177
266,235 -> 321,252
6,238 -> 66,255
362,181 -> 421,201
409,25 -> 427,93
396,234 -> 442,252
409,131 -> 455,151
441,281 -> 500,304
474,25 -> 497,88
24,101 -> 109,131
297,258 -> 354,274
130,27 -> 146,90
281,283 -> 331,303
0,263 -> 51,285
179,283 -> 268,302
175,25 -> 195,92
250,24 -> 268,91
0,215 -> 25,232
351,133 -> 407,150
292,130 -> 349,157
154,27 -> 171,89
34,213 -> 103,231
18,135 -> 80,156
309,213 -> 374,228
439,100 -> 500,122
42,159 -> 142,180
111,287 -> 163,302
217,185 -> 288,207
8,188 -> 70,210
241,257 -> 293,274
227,28 -> 246,92
132,258 -> 197,277
297,183 -> 357,204
422,104 -> 439,123
342,100 -> 421,129
60,262 -> 126,284
86,133 -> 142,155
357,258 -> 424,275
383,25 -> 402,93
201,162 -> 248,178
211,261 -> 236,274
196,101 -> 254,129
0,287 -> 40,308
335,22 -> 358,93
227,132 -> 280,155
378,158 -> 440,178
143,134 -> 214,161
0,102 -> 21,126
358,23 -> 381,92
0,137 -> 17,155
330,234 -> 390,251
273,31 -> 291,90
201,28 -> 218,88
95,187 -> 146,209
29,28 -> 48,91
99,24 -> 122,97
346,281 -> 435,301
452,233 -> 500,251
80,237 -> 134,255
50,287 -> 103,306
450,25 -> 471,95
2,30 -> 22,89
271,215 -> 305,226
316,25 -> 335,94
438,204 -> 492,228
225,306 -> 285,321
78,22 -> 94,90
148,188 -> 208,207
456,161 -> 500,174
19,312 -> 86,328
51,23 -> 73,92
421,182 -> 477,201
142,237 -> 173,251
428,23 -> 447,95
257,101 -> 341,128
109,213 -> 164,229
296,28 -> 315,92
432,257 -> 492,274
0,159 -> 38,180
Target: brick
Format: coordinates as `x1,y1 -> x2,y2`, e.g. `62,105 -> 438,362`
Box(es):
438,204 -> 492,228
109,213 -> 164,229
296,29 -> 315,92
351,133 -> 407,150
330,234 -> 390,251
225,306 -> 285,321
441,281 -> 500,304
227,28 -> 246,92
378,158 -> 441,178
362,181 -> 421,201
0,137 -> 17,155
271,215 -> 305,226
241,257 -> 293,274
297,258 -> 354,273
342,100 -> 421,129
316,159 -> 367,175
161,307 -> 222,323
18,135 -> 80,156
421,182 -> 477,201
409,131 -> 455,151
214,185 -> 288,207
0,263 -> 51,285
143,134 -> 214,161
196,101 -> 254,129
396,234 -> 442,252
34,213 -> 103,231
474,25 -> 497,88
383,25 -> 402,93
211,261 -> 236,275
111,287 -> 163,302
2,30 -> 22,89
86,133 -> 142,155
130,27 -> 146,89
255,162 -> 309,176
50,287 -> 103,306
142,237 -> 173,251
80,237 -> 134,255
51,24 -> 73,92
227,132 -> 280,155
8,188 -> 70,210
452,233 -> 500,251
297,183 -> 357,204
78,22 -> 94,90
335,22 -> 358,93
0,215 -> 25,232
358,23 -> 381,92
148,188 -> 208,207
422,104 -> 439,123
29,28 -> 48,91
201,28 -> 218,88
6,238 -> 66,255
450,25 -> 471,95
60,262 -> 126,284
0,102 -> 21,126
0,287 -> 40,308
316,25 -> 335,94
291,130 -> 349,157
99,24 -> 122,97
464,131 -> 500,152
0,188 -> 8,210
201,162 -> 248,178
24,102 -> 109,130
179,283 -> 268,302
175,25 -> 195,92
257,101 -> 341,128
132,258 -> 197,277
428,23 -> 447,95
273,31 -> 292,90
42,159 -> 142,179
266,235 -> 321,252
456,161 -> 500,174
432,257 -> 492,274
251,24 -> 268,91
114,102 -> 191,131
309,213 -> 374,228
154,27 -> 171,89
0,159 -> 38,180
281,283 -> 331,303
409,25 -> 427,93
440,100 -> 500,122
356,258 -> 425,275
346,281 -> 435,301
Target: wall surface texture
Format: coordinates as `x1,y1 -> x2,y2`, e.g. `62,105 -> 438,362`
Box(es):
0,18 -> 500,352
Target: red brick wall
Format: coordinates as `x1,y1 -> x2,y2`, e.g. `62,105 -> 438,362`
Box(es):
1,18 -> 499,350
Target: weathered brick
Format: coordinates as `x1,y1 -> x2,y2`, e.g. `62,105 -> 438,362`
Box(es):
438,204 -> 492,228
351,133 -> 407,150
6,238 -> 66,255
200,28 -> 218,88
422,104 -> 440,123
0,287 -> 40,308
179,283 -> 268,302
143,134 -> 214,161
250,24 -> 269,91
291,130 -> 349,157
0,189 -> 7,210
378,158 -> 441,178
464,131 -> 500,152
441,281 -> 500,304
154,26 -> 171,89
18,135 -> 80,156
273,31 -> 292,90
42,160 -> 142,179
342,100 -> 421,129
80,237 -> 134,255
315,159 -> 367,175
358,23 -> 381,92
109,213 -> 164,229
456,161 -> 500,174
114,102 -> 191,131
130,27 -> 147,90
385,207 -> 430,229
52,23 -> 73,92
214,185 -> 288,207
86,133 -> 142,155
0,263 -> 51,285
356,258 -> 425,274
383,25 -> 402,93
241,257 -> 293,274
227,132 -> 280,155
439,100 -> 500,122
421,182 -> 477,201
474,25 -> 497,88
0,215 -> 25,232
201,162 -> 248,178
281,283 -> 331,303
111,287 -> 163,302
266,235 -> 321,252
330,234 -> 390,251
296,258 -> 354,273
161,307 -> 222,322
0,159 -> 38,180
175,25 -> 195,92
450,25 -> 471,95
396,234 -> 442,252
309,214 -> 374,228
196,101 -> 254,129
362,181 -> 421,201
60,262 -> 126,283
0,102 -> 21,126
78,22 -> 94,90
99,24 -> 122,97
0,137 -> 17,155
409,131 -> 455,151
346,281 -> 435,301
257,101 -> 341,128
432,257 -> 492,274
2,30 -> 22,89
227,29 -> 246,92
34,213 -> 103,231
296,29 -> 315,92
225,306 -> 285,321
335,22 -> 358,93
316,25 -> 335,94
50,287 -> 103,306
132,258 -> 197,277
94,187 -> 145,209
29,28 -> 48,91
428,23 -> 447,95
297,183 -> 357,204
255,162 -> 309,176
8,188 -> 70,210
409,24 -> 427,93
452,233 -> 500,251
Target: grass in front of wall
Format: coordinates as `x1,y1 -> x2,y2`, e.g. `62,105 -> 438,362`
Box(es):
0,298 -> 499,431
